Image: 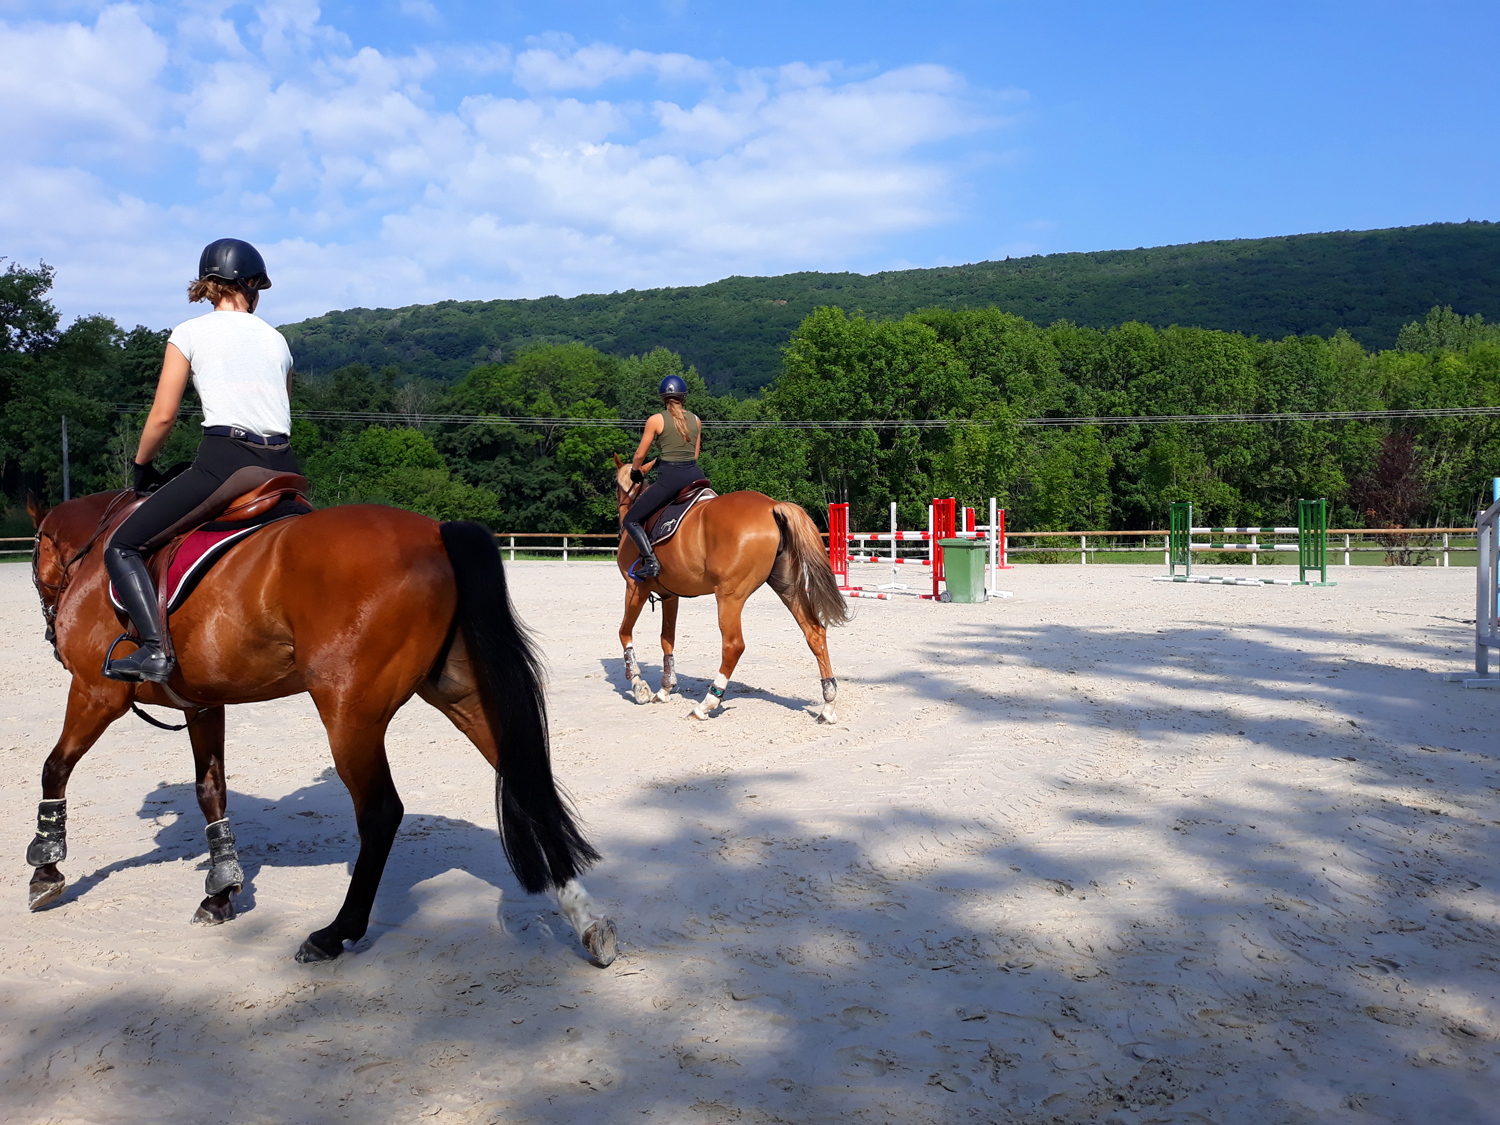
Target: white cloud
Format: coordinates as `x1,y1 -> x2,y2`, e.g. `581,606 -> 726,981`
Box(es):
399,0 -> 442,26
0,5 -> 1005,328
513,39 -> 716,92
0,4 -> 167,160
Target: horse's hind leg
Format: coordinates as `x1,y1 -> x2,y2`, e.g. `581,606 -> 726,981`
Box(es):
654,594 -> 680,702
689,589 -> 750,720
619,581 -> 653,704
417,643 -> 618,966
28,679 -> 130,910
296,711 -> 404,963
773,585 -> 840,723
187,707 -> 244,925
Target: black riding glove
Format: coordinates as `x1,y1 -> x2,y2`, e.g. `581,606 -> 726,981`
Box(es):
629,467 -> 645,484
132,461 -> 163,493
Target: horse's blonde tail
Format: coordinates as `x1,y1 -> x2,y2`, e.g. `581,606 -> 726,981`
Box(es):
771,502 -> 852,629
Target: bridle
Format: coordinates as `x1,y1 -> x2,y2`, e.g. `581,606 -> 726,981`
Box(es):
33,489 -> 137,653
615,471 -> 645,531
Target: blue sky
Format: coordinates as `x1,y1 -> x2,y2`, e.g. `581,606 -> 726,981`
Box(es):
1,1 -> 1495,329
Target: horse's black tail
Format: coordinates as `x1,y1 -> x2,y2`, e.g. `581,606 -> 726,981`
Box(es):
439,521 -> 599,893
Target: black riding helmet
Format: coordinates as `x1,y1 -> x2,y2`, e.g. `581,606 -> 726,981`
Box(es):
199,238 -> 272,290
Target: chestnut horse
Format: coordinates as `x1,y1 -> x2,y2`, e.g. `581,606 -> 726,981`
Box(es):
612,456 -> 850,721
26,489 -> 616,965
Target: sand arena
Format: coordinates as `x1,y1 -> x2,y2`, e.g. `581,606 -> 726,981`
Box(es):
1,559 -> 1497,1124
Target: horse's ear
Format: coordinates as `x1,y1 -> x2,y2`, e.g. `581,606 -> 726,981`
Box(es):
643,459 -> 657,474
612,452 -> 622,468
25,490 -> 48,529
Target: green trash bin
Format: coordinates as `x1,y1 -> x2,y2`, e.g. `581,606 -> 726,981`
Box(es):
938,538 -> 988,603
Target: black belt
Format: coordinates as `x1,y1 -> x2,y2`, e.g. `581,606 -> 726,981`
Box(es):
204,426 -> 289,446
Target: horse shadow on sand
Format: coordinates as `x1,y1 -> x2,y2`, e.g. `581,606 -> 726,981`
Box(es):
593,656 -> 820,717
47,766 -> 566,956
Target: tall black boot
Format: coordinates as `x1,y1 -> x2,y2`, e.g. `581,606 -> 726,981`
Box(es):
102,547 -> 174,683
625,523 -> 661,579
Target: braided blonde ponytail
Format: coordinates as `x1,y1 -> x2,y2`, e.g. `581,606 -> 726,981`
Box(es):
664,397 -> 690,443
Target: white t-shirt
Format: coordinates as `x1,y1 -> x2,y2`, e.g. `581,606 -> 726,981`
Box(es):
167,311 -> 294,437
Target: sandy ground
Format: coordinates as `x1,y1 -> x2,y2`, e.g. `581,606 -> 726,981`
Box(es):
1,557 -> 1498,1124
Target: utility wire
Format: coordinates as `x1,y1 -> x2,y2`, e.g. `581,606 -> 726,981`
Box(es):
110,404 -> 1500,429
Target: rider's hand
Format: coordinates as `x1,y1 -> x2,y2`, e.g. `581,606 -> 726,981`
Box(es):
629,467 -> 645,484
132,460 -> 163,493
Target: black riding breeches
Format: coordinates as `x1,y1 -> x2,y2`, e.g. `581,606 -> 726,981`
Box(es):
624,460 -> 705,534
107,435 -> 301,581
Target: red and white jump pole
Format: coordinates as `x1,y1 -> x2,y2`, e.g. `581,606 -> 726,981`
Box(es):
829,498 -> 1007,601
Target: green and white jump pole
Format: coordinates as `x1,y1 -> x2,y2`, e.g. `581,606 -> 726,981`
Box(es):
1156,500 -> 1336,586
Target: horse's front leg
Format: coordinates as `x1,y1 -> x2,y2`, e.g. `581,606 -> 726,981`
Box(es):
619,580 -> 653,704
188,706 -> 244,925
28,678 -> 131,910
654,594 -> 680,702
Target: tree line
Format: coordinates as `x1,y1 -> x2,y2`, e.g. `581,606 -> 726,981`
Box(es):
282,221 -> 1500,395
4,258 -> 1498,541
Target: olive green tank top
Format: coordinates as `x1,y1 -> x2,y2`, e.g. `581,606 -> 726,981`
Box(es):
654,411 -> 700,462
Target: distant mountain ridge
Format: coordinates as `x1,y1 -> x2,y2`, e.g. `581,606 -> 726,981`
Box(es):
281,220 -> 1500,395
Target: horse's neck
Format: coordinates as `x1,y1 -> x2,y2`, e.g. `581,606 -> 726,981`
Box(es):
49,491 -> 133,558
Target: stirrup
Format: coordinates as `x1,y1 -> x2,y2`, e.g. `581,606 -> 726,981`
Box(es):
102,633 -> 174,684
628,556 -> 660,581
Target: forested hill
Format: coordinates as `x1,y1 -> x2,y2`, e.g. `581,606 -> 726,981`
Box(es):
282,221 -> 1500,395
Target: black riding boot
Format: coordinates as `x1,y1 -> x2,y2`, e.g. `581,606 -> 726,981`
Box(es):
102,547 -> 174,684
625,523 -> 661,579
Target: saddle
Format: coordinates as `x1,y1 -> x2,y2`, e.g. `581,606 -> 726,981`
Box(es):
643,480 -> 715,547
109,470 -> 311,620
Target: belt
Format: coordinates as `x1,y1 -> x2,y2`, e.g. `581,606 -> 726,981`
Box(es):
205,426 -> 289,446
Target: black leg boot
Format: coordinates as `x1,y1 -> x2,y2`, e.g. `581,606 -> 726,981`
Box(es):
102,547 -> 174,684
625,523 -> 661,579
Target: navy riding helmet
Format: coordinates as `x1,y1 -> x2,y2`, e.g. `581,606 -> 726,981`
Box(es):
658,375 -> 687,397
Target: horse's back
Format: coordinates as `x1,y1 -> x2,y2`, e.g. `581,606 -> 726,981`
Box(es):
168,505 -> 458,700
665,490 -> 781,592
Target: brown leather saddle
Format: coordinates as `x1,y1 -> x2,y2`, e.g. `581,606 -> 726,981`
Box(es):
109,470 -> 311,659
138,468 -> 311,555
643,479 -> 714,547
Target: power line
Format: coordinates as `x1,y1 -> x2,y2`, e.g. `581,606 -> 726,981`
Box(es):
1018,406 -> 1500,427
110,404 -> 1500,429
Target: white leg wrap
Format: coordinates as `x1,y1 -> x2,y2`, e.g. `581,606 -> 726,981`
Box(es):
690,673 -> 728,719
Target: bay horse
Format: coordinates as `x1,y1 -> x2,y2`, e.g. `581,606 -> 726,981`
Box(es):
26,488 -> 616,965
611,456 -> 851,721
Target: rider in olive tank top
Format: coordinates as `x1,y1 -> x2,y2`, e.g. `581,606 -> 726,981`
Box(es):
654,410 -> 699,462
623,376 -> 707,578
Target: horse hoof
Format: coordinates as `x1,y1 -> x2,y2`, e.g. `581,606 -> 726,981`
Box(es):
819,706 -> 839,724
28,870 -> 66,911
687,707 -> 707,721
651,688 -> 671,703
295,933 -> 344,963
192,892 -> 236,925
631,679 -> 652,704
582,919 -> 618,967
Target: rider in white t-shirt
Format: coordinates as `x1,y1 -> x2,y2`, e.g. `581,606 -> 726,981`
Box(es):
103,239 -> 302,684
